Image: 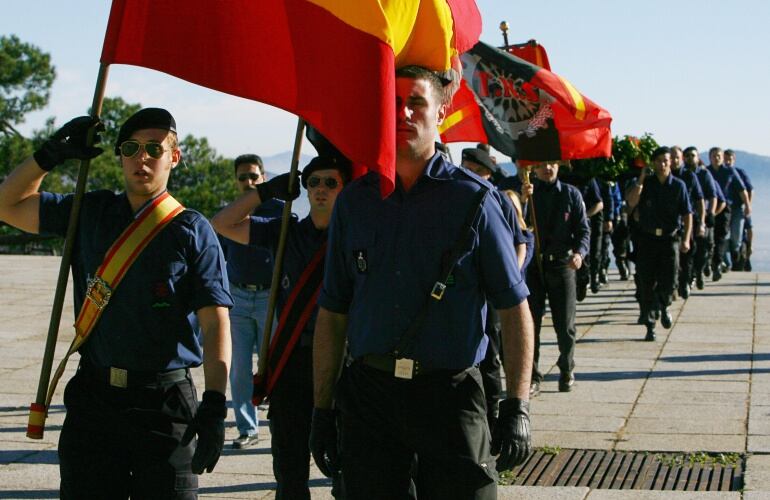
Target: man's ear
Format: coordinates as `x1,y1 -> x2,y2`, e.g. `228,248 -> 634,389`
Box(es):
436,103 -> 448,126
171,148 -> 182,168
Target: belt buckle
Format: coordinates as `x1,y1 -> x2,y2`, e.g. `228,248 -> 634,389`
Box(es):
86,276 -> 112,310
109,367 -> 128,388
394,358 -> 414,379
655,228 -> 663,236
430,282 -> 446,300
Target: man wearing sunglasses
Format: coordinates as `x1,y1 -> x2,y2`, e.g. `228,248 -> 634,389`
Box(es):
0,108 -> 233,498
219,154 -> 282,450
311,65 -> 534,499
212,154 -> 349,499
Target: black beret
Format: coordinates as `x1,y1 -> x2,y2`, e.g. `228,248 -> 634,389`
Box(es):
301,155 -> 352,188
462,147 -> 498,174
115,108 -> 177,155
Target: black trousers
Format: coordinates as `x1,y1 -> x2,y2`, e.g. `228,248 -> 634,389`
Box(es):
713,209 -> 731,270
636,234 -> 678,326
527,257 -> 577,382
589,212 -> 604,280
338,362 -> 496,500
268,346 -> 343,499
694,228 -> 712,278
59,364 -> 198,499
678,234 -> 695,289
611,216 -> 630,264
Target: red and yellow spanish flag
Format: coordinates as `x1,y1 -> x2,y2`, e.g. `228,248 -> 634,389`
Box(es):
100,0 -> 481,196
440,41 -> 612,162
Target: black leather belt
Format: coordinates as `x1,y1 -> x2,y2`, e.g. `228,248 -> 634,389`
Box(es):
233,282 -> 270,291
78,360 -> 189,389
543,250 -> 571,262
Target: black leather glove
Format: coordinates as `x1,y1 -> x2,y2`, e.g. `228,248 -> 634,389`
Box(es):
256,172 -> 300,202
705,212 -> 715,228
309,407 -> 339,478
181,390 -> 226,474
491,397 -> 531,472
33,116 -> 103,171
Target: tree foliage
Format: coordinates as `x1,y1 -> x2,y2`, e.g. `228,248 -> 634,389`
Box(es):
571,133 -> 660,180
0,35 -> 55,136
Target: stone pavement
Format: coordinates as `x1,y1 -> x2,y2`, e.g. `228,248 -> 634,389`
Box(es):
0,255 -> 768,499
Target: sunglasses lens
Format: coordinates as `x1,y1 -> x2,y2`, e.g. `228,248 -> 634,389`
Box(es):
120,141 -> 140,157
308,177 -> 321,188
238,173 -> 259,182
145,143 -> 165,159
325,178 -> 339,189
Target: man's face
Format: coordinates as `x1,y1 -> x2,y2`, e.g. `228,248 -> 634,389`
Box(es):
653,153 -> 671,177
709,150 -> 723,167
120,128 -> 180,200
725,153 -> 736,167
670,149 -> 683,169
534,162 -> 560,183
462,160 -> 492,180
306,168 -> 344,214
235,163 -> 264,193
395,77 -> 446,157
684,149 -> 699,168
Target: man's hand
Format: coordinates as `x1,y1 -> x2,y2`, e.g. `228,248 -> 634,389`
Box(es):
744,204 -> 752,217
491,397 -> 531,471
680,239 -> 691,254
33,116 -> 103,171
181,390 -> 226,474
256,172 -> 300,202
696,223 -> 706,237
603,220 -> 613,233
568,252 -> 583,270
309,407 -> 339,478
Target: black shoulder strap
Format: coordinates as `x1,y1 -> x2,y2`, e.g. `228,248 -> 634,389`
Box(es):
392,186 -> 489,358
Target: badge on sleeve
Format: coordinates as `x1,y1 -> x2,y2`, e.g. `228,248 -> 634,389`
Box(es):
281,273 -> 291,290
354,249 -> 368,274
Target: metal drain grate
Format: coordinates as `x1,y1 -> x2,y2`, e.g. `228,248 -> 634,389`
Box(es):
500,449 -> 744,491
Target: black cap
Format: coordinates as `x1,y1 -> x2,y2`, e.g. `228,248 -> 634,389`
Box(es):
462,147 -> 499,174
301,155 -> 352,188
115,108 -> 177,155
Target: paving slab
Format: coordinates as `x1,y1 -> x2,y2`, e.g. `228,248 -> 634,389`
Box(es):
0,257 -> 767,498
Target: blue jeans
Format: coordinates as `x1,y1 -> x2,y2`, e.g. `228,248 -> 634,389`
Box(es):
229,283 -> 270,436
729,206 -> 746,255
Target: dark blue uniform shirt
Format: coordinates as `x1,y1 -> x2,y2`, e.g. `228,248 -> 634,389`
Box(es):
531,179 -> 591,258
608,181 -> 622,219
249,214 -> 327,338
693,167 -> 721,210
734,167 -> 753,207
708,165 -> 745,206
220,198 -> 283,286
599,180 -> 615,220
637,175 -> 692,235
39,190 -> 233,371
319,154 -> 529,369
673,167 -> 704,211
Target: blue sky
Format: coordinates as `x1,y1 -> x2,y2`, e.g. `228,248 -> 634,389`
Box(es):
3,0 -> 770,165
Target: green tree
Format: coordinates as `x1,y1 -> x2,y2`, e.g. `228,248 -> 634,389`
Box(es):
169,135 -> 237,217
0,35 -> 55,136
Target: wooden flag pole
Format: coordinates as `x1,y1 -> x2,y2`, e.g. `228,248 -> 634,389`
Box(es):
256,117 -> 306,377
522,166 -> 545,282
27,63 -> 111,439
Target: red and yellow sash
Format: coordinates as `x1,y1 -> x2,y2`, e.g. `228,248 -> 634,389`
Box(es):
27,192 -> 184,439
